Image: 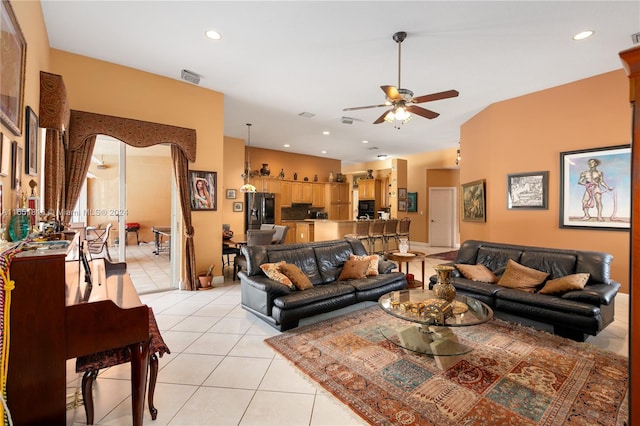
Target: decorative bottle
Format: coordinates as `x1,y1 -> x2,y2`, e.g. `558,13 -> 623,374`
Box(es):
433,264 -> 456,302
278,169 -> 285,179
293,172 -> 298,181
329,172 -> 334,182
260,164 -> 271,176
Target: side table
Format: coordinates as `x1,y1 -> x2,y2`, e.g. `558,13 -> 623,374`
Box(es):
385,250 -> 426,289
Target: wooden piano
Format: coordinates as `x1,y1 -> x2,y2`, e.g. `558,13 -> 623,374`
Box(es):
6,238 -> 150,425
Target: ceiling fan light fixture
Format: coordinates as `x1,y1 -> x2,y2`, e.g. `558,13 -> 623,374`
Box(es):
573,30 -> 594,40
394,106 -> 410,121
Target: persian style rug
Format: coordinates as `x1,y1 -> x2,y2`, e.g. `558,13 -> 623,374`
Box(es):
265,306 -> 628,426
426,250 -> 458,261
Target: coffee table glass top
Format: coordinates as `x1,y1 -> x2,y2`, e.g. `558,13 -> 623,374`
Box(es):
378,289 -> 493,327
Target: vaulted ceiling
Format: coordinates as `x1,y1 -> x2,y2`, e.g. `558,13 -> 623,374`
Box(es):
40,1 -> 639,164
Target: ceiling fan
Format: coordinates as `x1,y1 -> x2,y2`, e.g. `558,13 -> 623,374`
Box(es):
343,31 -> 459,126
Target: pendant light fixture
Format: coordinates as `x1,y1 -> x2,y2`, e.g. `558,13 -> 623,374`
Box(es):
240,123 -> 257,193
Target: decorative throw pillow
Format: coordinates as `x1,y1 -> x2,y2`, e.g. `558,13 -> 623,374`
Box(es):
260,261 -> 295,289
350,254 -> 379,276
338,258 -> 370,281
538,273 -> 590,295
455,263 -> 498,283
497,259 -> 549,293
277,263 -> 313,290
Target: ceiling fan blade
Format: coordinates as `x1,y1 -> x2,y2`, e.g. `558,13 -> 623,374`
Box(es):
343,103 -> 388,111
407,105 -> 440,119
381,85 -> 401,101
373,110 -> 390,124
412,89 -> 459,104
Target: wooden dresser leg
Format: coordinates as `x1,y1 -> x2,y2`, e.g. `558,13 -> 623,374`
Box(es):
81,369 -> 99,425
130,340 -> 150,426
148,353 -> 159,420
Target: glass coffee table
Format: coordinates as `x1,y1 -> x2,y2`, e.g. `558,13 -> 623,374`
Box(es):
378,289 -> 493,369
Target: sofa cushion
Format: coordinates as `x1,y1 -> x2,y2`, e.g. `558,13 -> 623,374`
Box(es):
455,263 -> 498,283
520,251 -> 577,280
338,258 -> 370,281
497,259 -> 548,292
314,242 -> 354,283
350,254 -> 379,276
260,262 -> 295,289
268,246 -> 323,285
273,283 -> 355,310
476,246 -> 523,272
539,273 -> 589,295
278,263 -> 313,290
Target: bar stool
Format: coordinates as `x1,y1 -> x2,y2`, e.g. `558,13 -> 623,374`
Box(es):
382,219 -> 399,252
347,220 -> 372,253
368,220 -> 386,254
396,217 -> 412,248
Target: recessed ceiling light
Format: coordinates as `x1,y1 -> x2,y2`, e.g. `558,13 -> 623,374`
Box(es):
321,150 -> 327,154
205,30 -> 222,40
573,30 -> 594,41
362,140 -> 369,144
283,144 -> 290,148
322,131 -> 330,135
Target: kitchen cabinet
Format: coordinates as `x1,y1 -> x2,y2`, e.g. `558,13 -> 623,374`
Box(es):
330,183 -> 349,204
295,222 -> 313,242
329,203 -> 350,220
280,181 -> 292,206
358,179 -> 380,200
312,183 -> 325,207
291,182 -> 313,204
259,177 -> 280,194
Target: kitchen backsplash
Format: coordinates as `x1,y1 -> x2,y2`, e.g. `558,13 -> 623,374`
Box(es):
281,206 -> 325,220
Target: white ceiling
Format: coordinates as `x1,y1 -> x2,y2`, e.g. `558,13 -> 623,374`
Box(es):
40,1 -> 640,165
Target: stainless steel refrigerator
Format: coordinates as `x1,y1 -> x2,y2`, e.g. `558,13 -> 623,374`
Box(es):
245,192 -> 276,230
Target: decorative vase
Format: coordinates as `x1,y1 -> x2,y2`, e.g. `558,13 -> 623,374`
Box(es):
336,173 -> 344,182
260,164 -> 271,176
278,169 -> 285,179
366,169 -> 374,179
313,174 -> 318,182
329,172 -> 334,182
293,172 -> 298,181
433,264 -> 456,302
398,237 -> 409,254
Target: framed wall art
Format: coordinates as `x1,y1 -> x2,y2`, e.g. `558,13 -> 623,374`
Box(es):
189,170 -> 217,211
560,145 -> 630,230
226,189 -> 237,199
233,202 -> 243,212
507,171 -> 548,210
407,192 -> 417,212
25,106 -> 38,175
398,199 -> 407,212
11,140 -> 22,190
461,179 -> 486,222
0,0 -> 27,136
0,133 -> 9,176
398,188 -> 407,200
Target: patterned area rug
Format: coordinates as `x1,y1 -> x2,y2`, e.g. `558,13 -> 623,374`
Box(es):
426,250 -> 458,261
265,306 -> 628,425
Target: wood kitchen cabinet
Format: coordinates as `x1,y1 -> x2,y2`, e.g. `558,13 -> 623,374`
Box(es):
329,204 -> 350,220
312,183 -> 325,207
280,181 -> 292,206
330,183 -> 349,203
358,179 -> 380,200
291,182 -> 313,204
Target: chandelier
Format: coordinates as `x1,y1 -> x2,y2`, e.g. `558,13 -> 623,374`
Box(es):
240,123 -> 257,193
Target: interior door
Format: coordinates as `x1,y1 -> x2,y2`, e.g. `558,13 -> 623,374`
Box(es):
429,187 -> 457,247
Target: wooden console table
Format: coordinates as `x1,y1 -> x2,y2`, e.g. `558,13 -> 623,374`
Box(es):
385,250 -> 426,289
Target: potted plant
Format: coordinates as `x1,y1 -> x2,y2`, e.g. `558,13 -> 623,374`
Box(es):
198,264 -> 214,289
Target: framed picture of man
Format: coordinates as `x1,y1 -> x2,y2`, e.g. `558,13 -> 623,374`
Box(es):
189,170 -> 217,211
461,179 -> 486,222
560,145 -> 630,230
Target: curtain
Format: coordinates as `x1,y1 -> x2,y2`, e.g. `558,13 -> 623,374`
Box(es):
43,130 -> 65,215
63,135 -> 96,224
171,145 -> 196,291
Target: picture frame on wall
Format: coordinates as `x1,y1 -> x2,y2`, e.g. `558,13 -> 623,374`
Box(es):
233,202 -> 243,212
461,179 -> 486,222
407,192 -> 417,212
226,189 -> 237,199
11,140 -> 22,190
0,0 -> 27,136
189,170 -> 217,211
25,106 -> 38,175
0,133 -> 9,176
507,171 -> 548,210
398,199 -> 407,212
398,188 -> 407,200
560,145 -> 631,230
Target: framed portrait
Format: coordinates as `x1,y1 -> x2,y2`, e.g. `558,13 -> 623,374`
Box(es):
398,187 -> 407,200
226,189 -> 237,199
0,0 -> 27,136
507,171 -> 548,210
398,199 -> 407,212
0,133 -> 9,176
233,202 -> 243,212
25,106 -> 38,175
407,192 -> 417,212
461,179 -> 486,222
11,140 -> 22,190
560,145 -> 630,230
189,170 -> 217,211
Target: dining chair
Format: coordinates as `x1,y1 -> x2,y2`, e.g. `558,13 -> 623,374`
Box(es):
86,223 -> 113,261
233,229 -> 276,280
272,225 -> 290,244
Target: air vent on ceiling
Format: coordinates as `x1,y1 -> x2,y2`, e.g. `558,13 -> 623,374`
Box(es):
181,69 -> 200,85
298,112 -> 315,118
341,117 -> 353,124
633,32 -> 640,45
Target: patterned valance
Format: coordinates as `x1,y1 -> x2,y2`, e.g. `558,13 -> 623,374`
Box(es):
68,110 -> 197,162
39,71 -> 70,131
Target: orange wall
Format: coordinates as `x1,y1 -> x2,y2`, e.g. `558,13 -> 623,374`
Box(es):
246,147 -> 341,183
50,49 -> 225,281
461,69 -> 630,293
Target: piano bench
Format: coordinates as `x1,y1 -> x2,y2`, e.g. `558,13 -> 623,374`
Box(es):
75,307 -> 170,424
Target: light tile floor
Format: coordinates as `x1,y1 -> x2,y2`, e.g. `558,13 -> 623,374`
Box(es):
64,243 -> 629,425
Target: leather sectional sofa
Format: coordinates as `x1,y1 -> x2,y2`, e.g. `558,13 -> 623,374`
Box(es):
239,238 -> 407,331
429,240 -> 621,341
